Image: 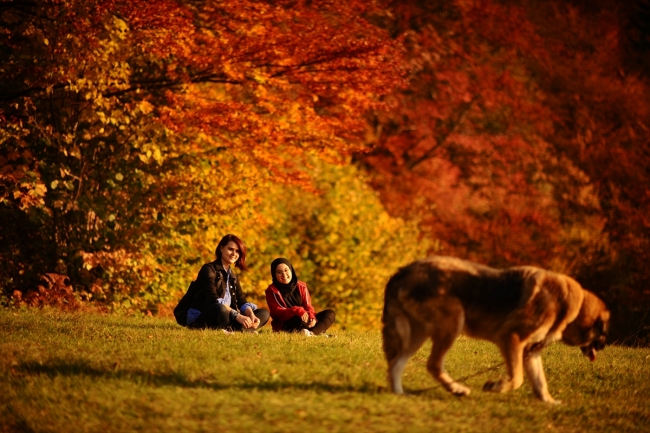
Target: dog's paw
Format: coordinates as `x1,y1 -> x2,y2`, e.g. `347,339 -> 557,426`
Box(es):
483,379 -> 508,393
447,382 -> 471,396
540,395 -> 561,405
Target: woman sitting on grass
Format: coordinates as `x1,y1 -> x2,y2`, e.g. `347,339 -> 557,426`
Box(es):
186,234 -> 269,332
265,258 -> 335,336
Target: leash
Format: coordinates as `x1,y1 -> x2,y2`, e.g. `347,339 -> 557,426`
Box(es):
407,345 -> 549,394
408,362 -> 504,395
454,362 -> 504,383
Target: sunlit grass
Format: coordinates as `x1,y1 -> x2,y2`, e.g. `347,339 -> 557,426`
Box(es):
1,308 -> 649,432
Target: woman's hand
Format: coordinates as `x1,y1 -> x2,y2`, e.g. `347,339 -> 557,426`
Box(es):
308,318 -> 316,328
250,314 -> 260,329
244,307 -> 259,329
301,312 -> 309,324
236,313 -> 253,328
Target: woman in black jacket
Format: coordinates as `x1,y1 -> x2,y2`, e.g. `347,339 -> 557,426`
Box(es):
186,234 -> 269,332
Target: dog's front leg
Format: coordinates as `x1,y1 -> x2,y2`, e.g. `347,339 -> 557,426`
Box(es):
524,352 -> 559,403
484,334 -> 525,393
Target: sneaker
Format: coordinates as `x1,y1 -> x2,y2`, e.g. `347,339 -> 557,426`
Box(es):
221,329 -> 233,335
300,329 -> 314,337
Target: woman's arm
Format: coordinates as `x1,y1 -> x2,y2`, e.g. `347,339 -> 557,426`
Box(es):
299,282 -> 317,320
232,278 -> 259,327
232,276 -> 258,316
265,287 -> 305,321
195,264 -> 221,306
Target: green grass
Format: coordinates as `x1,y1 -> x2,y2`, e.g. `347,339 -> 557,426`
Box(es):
1,309 -> 649,433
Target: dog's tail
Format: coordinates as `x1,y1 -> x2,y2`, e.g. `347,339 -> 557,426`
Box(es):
382,273 -> 412,362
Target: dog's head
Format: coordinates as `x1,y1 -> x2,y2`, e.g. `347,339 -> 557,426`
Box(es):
562,290 -> 610,361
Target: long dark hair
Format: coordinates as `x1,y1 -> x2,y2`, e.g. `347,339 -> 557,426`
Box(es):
215,234 -> 248,271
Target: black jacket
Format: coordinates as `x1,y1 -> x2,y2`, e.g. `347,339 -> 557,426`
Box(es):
188,261 -> 248,313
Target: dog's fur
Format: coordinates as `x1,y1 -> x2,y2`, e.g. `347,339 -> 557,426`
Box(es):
382,256 -> 609,403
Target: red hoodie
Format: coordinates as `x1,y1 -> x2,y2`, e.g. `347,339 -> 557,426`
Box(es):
265,281 -> 316,332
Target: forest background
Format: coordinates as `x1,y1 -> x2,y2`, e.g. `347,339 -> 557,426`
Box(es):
1,0 -> 649,343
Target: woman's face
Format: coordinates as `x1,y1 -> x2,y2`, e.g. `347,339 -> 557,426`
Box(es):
220,241 -> 240,267
275,263 -> 292,285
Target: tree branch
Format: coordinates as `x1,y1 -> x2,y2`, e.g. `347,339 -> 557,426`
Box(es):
407,96 -> 479,170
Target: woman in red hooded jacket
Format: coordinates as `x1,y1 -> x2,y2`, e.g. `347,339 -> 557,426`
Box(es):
265,258 -> 335,336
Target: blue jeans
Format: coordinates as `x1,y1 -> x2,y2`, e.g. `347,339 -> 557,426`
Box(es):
189,303 -> 270,331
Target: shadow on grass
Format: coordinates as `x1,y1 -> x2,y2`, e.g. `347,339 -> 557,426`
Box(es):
103,321 -> 279,333
97,320 -> 181,331
15,359 -> 389,395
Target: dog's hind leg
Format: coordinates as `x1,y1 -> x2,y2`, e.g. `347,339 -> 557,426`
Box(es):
385,315 -> 427,394
426,302 -> 470,396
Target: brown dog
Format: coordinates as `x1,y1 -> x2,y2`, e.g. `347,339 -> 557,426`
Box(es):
382,256 -> 609,403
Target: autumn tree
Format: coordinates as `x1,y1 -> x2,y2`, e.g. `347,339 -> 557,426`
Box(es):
0,0 -> 405,310
362,0 -> 599,267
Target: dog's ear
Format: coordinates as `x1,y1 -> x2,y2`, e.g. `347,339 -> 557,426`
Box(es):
562,319 -> 586,346
563,290 -> 608,346
594,309 -> 610,340
596,316 -> 607,334
594,316 -> 603,333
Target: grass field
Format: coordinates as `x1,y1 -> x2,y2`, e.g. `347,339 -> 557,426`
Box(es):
1,308 -> 649,433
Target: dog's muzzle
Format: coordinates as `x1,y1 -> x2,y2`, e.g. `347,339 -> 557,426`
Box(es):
580,337 -> 606,362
